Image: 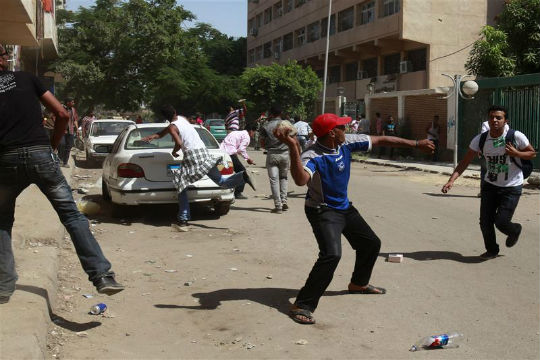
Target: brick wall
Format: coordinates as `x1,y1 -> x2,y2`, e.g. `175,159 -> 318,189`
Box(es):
369,97 -> 398,134
404,94 -> 448,147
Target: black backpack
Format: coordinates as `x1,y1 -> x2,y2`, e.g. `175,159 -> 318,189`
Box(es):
478,129 -> 533,179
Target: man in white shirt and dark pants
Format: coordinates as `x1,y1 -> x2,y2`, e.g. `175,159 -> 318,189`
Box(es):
220,124 -> 257,199
442,105 -> 536,259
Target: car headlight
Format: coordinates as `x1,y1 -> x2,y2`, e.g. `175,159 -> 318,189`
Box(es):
93,145 -> 110,153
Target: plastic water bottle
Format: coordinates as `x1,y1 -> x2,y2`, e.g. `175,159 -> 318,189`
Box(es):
410,331 -> 464,351
89,303 -> 107,315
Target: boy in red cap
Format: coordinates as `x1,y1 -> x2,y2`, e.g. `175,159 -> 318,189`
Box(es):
274,113 -> 434,324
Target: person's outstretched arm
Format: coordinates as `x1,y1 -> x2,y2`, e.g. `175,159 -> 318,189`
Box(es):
441,149 -> 477,193
142,125 -> 171,142
371,136 -> 435,153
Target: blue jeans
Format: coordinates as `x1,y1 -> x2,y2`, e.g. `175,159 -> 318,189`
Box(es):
60,133 -> 74,165
480,182 -> 522,254
177,166 -> 244,221
0,146 -> 113,297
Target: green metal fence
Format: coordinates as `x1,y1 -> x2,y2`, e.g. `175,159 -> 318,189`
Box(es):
459,73 -> 540,168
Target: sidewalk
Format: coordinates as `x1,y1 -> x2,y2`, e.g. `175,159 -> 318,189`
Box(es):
354,156 -> 482,179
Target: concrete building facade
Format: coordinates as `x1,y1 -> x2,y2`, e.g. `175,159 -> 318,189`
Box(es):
1,0 -> 59,86
247,0 -> 504,159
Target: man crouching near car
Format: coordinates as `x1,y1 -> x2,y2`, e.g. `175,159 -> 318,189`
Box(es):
142,105 -> 255,230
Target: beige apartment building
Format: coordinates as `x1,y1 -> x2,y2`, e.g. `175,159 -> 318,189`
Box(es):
247,0 -> 504,158
1,0 -> 59,85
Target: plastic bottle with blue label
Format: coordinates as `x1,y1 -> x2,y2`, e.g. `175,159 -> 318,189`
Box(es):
410,331 -> 464,351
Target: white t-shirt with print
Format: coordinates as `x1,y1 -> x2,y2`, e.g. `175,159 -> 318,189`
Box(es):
170,116 -> 205,151
469,129 -> 530,187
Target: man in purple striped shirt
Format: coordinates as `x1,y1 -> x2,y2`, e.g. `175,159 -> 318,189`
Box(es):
224,100 -> 247,132
220,124 -> 257,199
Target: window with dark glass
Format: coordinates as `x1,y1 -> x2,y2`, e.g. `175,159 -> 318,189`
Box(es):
295,0 -> 306,8
256,13 -> 262,28
382,0 -> 400,17
345,62 -> 358,81
284,0 -> 293,13
248,49 -> 255,64
295,27 -> 305,47
263,42 -> 272,58
283,32 -> 293,51
321,14 -> 336,38
273,1 -> 283,18
358,1 -> 375,25
329,65 -> 341,83
307,21 -> 320,42
255,46 -> 263,61
362,57 -> 378,78
338,7 -> 354,32
406,48 -> 426,71
383,53 -> 400,74
264,7 -> 272,24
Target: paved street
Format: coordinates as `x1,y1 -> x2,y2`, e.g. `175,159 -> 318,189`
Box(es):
40,149 -> 540,359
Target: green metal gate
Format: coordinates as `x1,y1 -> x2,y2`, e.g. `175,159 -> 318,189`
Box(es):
459,73 -> 540,168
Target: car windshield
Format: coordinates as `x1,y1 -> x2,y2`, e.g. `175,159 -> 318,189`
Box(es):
125,127 -> 219,150
91,122 -> 131,136
207,119 -> 224,127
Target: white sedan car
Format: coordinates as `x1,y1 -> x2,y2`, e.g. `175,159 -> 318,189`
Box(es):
101,123 -> 235,217
84,119 -> 135,165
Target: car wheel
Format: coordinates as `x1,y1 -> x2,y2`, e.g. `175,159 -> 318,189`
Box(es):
85,150 -> 95,167
214,201 -> 231,216
102,180 -> 111,202
111,203 -> 131,218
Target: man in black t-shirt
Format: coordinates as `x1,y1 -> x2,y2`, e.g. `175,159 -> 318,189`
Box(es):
0,45 -> 124,304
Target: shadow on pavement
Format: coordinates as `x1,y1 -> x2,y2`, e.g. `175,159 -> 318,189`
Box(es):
154,287 -> 348,317
15,284 -> 101,332
230,205 -> 272,213
379,251 -> 490,264
423,192 -> 479,198
78,194 -> 224,228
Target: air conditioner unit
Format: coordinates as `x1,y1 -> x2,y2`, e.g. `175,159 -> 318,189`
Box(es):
400,61 -> 412,73
357,71 -> 368,80
249,28 -> 258,37
274,51 -> 281,60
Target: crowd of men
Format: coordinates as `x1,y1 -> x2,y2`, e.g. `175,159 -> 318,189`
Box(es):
0,44 -> 536,327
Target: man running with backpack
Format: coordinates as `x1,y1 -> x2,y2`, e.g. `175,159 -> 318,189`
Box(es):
442,105 -> 536,259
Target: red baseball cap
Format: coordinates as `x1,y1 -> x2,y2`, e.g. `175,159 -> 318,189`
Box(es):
312,113 -> 352,137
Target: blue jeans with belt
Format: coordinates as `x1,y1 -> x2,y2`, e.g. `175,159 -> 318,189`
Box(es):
0,146 -> 113,297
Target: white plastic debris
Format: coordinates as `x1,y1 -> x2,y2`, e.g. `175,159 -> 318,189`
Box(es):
388,254 -> 404,263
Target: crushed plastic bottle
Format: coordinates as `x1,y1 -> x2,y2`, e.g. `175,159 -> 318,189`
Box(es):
77,200 -> 101,216
410,331 -> 464,351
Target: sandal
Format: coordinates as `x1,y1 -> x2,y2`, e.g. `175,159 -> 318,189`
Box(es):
289,308 -> 316,325
348,284 -> 386,295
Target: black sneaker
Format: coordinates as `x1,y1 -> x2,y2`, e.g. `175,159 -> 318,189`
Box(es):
506,224 -> 522,248
479,251 -> 498,260
94,275 -> 125,296
282,204 -> 289,211
0,296 -> 10,304
242,171 -> 256,191
235,193 -> 248,200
